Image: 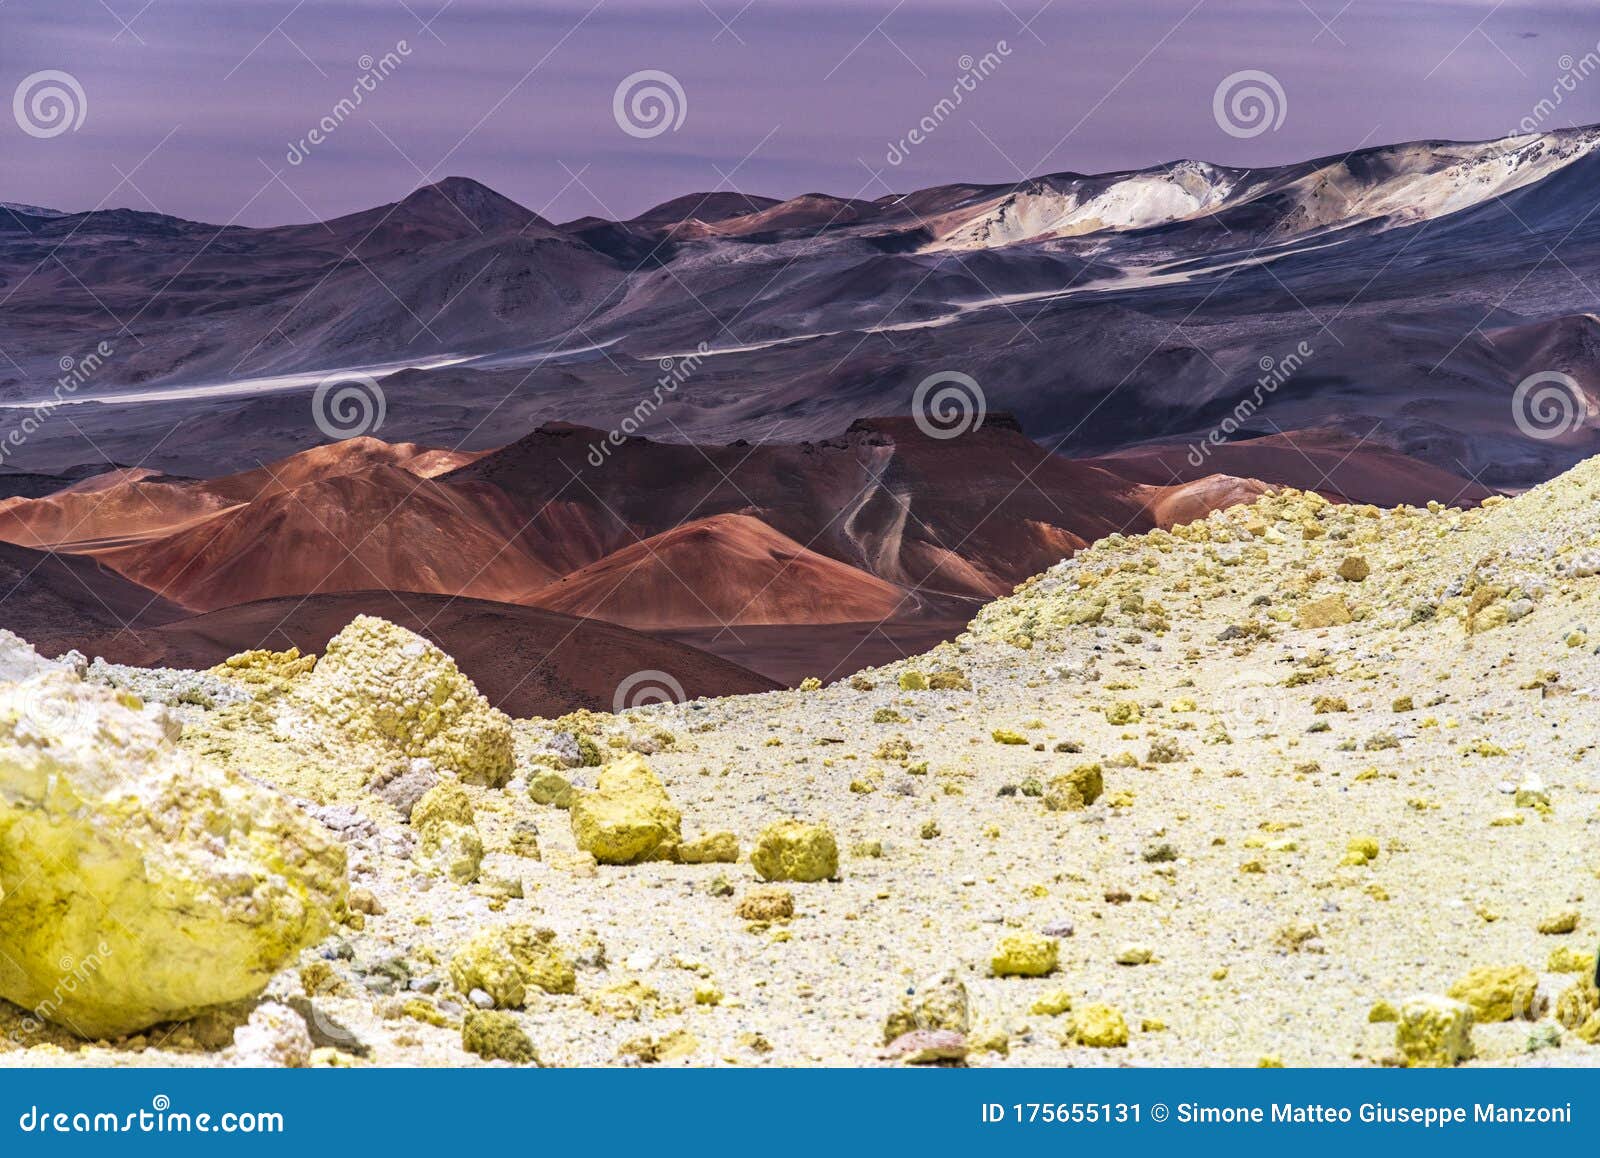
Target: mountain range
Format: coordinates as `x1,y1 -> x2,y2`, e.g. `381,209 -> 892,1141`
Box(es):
2,126 -> 1597,692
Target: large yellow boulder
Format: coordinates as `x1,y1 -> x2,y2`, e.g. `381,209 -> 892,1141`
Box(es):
569,754 -> 682,864
0,671 -> 346,1038
1396,994 -> 1474,1067
1447,964 -> 1538,1022
289,616 -> 514,787
750,819 -> 839,882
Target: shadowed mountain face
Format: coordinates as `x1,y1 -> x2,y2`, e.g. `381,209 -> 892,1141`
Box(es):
2,128 -> 1600,495
0,539 -> 188,656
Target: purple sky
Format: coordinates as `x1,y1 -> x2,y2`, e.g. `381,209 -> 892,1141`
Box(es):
5,0 -> 1600,227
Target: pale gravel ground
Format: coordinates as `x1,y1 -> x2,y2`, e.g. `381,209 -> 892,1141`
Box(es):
6,464 -> 1600,1068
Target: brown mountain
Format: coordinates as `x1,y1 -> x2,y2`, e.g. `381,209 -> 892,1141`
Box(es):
527,514 -> 906,629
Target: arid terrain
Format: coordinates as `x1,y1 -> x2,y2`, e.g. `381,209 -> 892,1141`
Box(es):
3,121 -> 1600,1069
1,457 -> 1598,1067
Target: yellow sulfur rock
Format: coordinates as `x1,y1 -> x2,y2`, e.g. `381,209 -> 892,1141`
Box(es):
735,886 -> 795,922
1043,763 -> 1104,811
412,782 -> 483,884
1104,701 -> 1142,725
1396,994 -> 1474,1067
928,668 -> 972,691
883,969 -> 971,1042
750,819 -> 839,882
569,753 -> 682,865
1580,1014 -> 1600,1045
289,616 -> 514,787
0,671 -> 346,1039
1342,836 -> 1380,866
449,924 -> 576,1008
990,933 -> 1059,977
1336,556 -> 1370,582
1447,965 -> 1538,1023
1030,989 -> 1074,1016
1296,594 -> 1352,629
527,771 -> 575,809
678,830 -> 740,864
1548,947 -> 1596,974
461,1010 -> 538,1064
1554,977 -> 1598,1030
209,646 -> 317,691
1074,1003 -> 1129,1048
412,780 -> 474,829
1537,909 -> 1581,935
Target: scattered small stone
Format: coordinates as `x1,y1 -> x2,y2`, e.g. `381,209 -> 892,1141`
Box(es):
1115,943 -> 1154,966
1029,989 -> 1073,1016
1447,965 -> 1539,1023
1526,1021 -> 1563,1053
990,933 -> 1059,977
735,886 -> 795,922
1073,1003 -> 1129,1048
461,1010 -> 538,1065
1537,909 -> 1581,935
678,830 -> 740,864
1395,994 -> 1474,1067
883,968 -> 970,1041
1043,763 -> 1104,811
750,820 -> 839,882
1336,556 -> 1370,582
884,1029 -> 967,1065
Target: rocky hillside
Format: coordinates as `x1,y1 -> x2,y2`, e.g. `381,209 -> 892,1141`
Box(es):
3,454 -> 1600,1067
